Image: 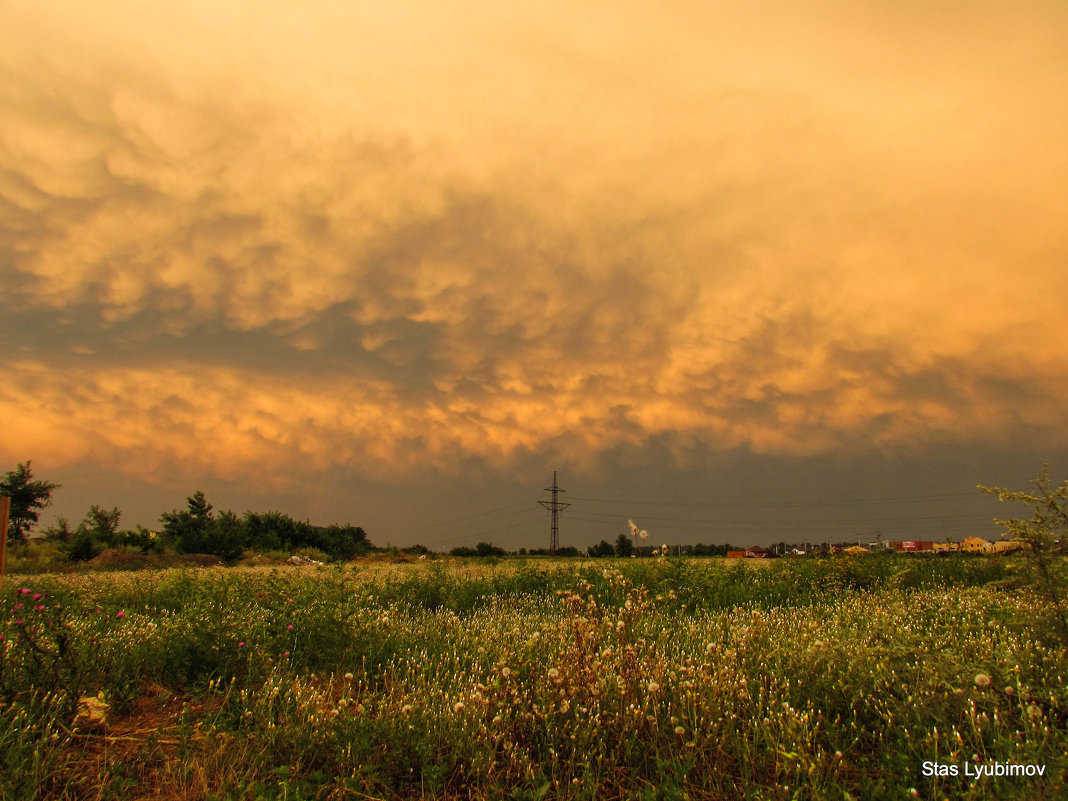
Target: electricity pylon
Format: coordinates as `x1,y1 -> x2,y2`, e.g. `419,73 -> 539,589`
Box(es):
538,471 -> 570,554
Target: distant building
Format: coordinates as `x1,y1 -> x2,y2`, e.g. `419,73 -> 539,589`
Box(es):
892,541 -> 934,552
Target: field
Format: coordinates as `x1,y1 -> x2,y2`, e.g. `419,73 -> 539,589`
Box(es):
2,556 -> 1066,800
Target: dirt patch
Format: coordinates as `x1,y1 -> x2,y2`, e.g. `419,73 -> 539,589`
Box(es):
236,554 -> 275,566
89,549 -> 155,570
178,554 -> 224,567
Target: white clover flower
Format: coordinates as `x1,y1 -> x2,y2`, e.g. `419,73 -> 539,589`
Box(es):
548,668 -> 560,680
974,673 -> 992,688
648,681 -> 660,692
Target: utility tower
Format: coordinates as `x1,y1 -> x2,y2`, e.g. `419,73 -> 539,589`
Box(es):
538,471 -> 571,554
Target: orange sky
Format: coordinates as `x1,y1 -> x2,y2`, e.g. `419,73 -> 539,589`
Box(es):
2,1 -> 1066,547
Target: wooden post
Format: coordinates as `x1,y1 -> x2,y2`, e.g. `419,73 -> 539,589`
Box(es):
0,495 -> 10,592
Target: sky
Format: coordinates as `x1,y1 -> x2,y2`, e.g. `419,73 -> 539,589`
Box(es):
2,1 -> 1067,551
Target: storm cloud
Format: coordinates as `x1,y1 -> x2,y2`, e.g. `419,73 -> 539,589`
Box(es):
2,1 -> 1067,544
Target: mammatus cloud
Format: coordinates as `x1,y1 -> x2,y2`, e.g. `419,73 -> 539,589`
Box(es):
2,1 -> 1067,496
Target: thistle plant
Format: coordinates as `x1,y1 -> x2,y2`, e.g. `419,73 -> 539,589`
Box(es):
627,519 -> 649,556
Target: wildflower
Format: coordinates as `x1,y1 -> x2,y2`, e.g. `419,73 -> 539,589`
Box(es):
674,725 -> 686,736
344,672 -> 354,680
974,673 -> 991,688
453,702 -> 464,713
238,642 -> 245,648
501,667 -> 511,678
648,681 -> 660,692
401,704 -> 413,715
117,611 -> 125,619
287,625 -> 294,630
548,668 -> 560,680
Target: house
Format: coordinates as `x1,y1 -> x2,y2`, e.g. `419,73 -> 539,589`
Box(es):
961,537 -> 991,552
745,545 -> 775,558
726,550 -> 747,558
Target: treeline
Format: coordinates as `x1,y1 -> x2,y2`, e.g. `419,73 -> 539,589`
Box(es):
42,490 -> 372,563
442,540 -> 745,559
583,535 -> 743,558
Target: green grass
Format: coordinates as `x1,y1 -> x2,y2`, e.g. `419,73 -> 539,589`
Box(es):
1,556 -> 1065,799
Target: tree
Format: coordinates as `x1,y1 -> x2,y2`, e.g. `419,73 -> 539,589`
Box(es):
614,533 -> 633,557
161,491 -> 228,556
980,465 -> 1068,641
588,539 -> 615,557
475,542 -> 506,557
1,461 -> 60,544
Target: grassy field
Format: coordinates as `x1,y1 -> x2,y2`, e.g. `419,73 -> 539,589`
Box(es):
2,555 -> 1066,800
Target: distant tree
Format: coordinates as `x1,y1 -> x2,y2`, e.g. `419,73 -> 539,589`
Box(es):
614,533 -> 633,558
1,461 -> 60,544
82,505 -> 123,549
42,517 -> 75,544
242,511 -> 370,560
161,492 -> 245,562
556,546 -> 581,557
450,546 -> 477,557
208,510 -> 246,563
49,505 -> 123,562
588,540 -> 615,557
161,491 -> 215,553
475,542 -> 506,557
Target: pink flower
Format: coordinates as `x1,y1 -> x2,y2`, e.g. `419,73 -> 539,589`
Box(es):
117,611 -> 125,619
287,625 -> 294,630
32,594 -> 42,600
238,642 -> 245,648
